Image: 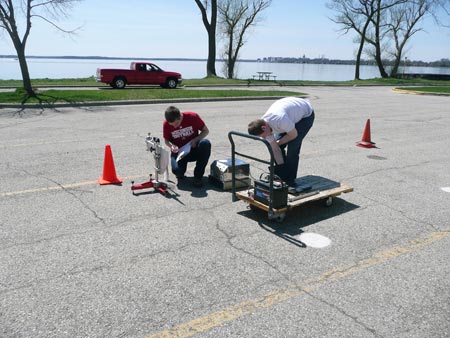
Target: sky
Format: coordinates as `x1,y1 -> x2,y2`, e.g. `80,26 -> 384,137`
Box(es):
0,0 -> 449,62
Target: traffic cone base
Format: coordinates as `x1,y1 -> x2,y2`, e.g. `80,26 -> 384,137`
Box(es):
356,118 -> 377,149
356,140 -> 376,148
98,144 -> 123,185
98,175 -> 122,185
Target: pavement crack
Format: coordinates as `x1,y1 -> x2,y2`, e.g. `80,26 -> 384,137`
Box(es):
305,291 -> 385,338
215,220 -> 294,283
344,161 -> 431,181
22,169 -> 106,226
357,192 -> 440,232
0,239 -> 214,294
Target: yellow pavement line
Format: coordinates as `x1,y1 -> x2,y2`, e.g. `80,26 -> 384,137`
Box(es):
392,88 -> 450,96
148,228 -> 450,338
0,135 -> 127,149
0,175 -> 143,198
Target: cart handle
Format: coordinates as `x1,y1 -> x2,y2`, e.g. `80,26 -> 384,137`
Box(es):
228,131 -> 278,211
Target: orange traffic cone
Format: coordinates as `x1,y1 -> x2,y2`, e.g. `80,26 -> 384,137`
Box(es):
356,119 -> 377,148
98,144 -> 122,185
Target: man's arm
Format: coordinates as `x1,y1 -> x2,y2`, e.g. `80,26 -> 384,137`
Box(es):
191,125 -> 209,148
269,140 -> 284,165
277,128 -> 297,146
164,138 -> 179,153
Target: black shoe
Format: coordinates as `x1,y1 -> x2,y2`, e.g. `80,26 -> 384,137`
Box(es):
193,177 -> 203,188
289,184 -> 312,194
176,174 -> 185,181
288,186 -> 297,194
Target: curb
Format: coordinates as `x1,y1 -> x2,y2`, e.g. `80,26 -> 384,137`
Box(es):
392,88 -> 450,96
0,95 -> 294,109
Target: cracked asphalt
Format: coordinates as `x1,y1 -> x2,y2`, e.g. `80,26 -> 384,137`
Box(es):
1,86 -> 450,338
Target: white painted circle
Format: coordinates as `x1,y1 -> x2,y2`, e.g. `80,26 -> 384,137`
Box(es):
441,187 -> 450,193
297,232 -> 331,248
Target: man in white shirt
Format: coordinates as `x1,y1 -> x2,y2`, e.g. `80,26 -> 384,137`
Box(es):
247,97 -> 315,187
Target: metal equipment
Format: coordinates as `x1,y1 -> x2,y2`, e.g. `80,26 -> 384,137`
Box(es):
131,133 -> 175,196
228,131 -> 353,222
209,158 -> 251,190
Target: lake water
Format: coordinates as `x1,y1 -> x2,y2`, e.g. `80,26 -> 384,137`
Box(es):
1,57 -> 449,81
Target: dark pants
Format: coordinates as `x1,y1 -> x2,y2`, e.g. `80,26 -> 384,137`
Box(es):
170,139 -> 211,179
274,112 -> 315,186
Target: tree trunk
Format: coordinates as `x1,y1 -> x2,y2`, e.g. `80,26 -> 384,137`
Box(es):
354,37 -> 364,80
15,44 -> 34,95
226,32 -> 234,79
206,0 -> 217,77
354,16 -> 373,80
390,58 -> 400,77
373,2 -> 389,78
373,44 -> 389,78
195,0 -> 217,77
206,29 -> 217,77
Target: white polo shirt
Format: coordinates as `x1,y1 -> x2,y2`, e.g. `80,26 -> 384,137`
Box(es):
262,97 -> 313,134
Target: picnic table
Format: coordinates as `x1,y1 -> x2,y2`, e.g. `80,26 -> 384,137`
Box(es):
253,71 -> 276,81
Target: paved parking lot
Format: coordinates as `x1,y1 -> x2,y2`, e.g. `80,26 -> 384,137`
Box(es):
1,86 -> 449,338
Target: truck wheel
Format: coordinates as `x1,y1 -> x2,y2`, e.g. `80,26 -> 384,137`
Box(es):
113,77 -> 126,89
166,78 -> 177,89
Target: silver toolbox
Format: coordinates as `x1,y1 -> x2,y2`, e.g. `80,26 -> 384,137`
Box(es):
209,159 -> 250,190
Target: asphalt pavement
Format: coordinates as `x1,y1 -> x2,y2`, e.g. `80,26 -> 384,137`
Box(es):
1,86 -> 449,338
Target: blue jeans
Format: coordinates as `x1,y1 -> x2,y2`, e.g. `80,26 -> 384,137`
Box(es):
274,112 -> 315,186
170,139 -> 211,179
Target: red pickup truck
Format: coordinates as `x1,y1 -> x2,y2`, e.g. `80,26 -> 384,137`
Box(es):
96,62 -> 183,89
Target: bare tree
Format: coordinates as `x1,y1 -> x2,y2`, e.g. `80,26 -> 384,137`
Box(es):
328,0 -> 378,80
365,0 -> 393,78
431,0 -> 450,27
328,0 -> 413,78
387,0 -> 433,76
0,0 -> 81,98
194,0 -> 218,77
218,0 -> 271,79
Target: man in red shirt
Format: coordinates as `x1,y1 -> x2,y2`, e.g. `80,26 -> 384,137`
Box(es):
163,106 -> 211,187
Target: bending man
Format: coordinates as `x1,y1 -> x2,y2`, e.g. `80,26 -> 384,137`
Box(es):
247,97 -> 315,188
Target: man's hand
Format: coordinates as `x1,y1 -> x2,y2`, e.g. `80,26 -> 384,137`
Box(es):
170,144 -> 179,153
269,140 -> 284,165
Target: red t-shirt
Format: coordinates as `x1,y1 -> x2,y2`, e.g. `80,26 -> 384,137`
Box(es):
163,111 -> 206,148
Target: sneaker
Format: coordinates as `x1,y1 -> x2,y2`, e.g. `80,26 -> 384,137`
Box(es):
193,177 -> 203,188
289,184 -> 312,194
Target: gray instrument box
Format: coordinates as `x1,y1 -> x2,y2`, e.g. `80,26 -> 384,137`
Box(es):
209,159 -> 251,190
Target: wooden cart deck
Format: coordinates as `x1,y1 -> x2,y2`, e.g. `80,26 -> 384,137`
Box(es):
236,175 -> 353,217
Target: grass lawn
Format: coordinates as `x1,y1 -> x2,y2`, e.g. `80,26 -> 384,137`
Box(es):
1,77 -> 449,104
0,88 -> 302,104
1,76 -> 450,88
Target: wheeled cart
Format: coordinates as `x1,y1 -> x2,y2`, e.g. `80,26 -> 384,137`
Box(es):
228,131 -> 353,222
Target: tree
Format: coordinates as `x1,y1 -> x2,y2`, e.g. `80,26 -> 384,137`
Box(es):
328,0 -> 378,80
386,0 -> 433,76
194,0 -> 218,77
0,0 -> 81,98
218,0 -> 271,79
431,0 -> 450,27
328,0 -> 408,79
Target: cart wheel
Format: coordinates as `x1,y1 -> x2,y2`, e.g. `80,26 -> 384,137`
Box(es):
268,210 -> 286,222
324,197 -> 333,207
